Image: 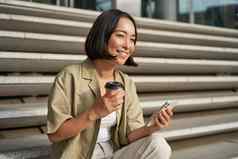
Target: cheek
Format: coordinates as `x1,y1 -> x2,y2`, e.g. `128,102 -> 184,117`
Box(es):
108,38 -> 121,50
110,42 -> 119,50
130,45 -> 136,54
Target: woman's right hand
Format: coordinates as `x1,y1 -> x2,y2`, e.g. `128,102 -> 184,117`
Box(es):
90,90 -> 125,119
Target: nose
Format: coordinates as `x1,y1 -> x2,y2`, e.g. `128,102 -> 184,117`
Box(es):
122,37 -> 131,50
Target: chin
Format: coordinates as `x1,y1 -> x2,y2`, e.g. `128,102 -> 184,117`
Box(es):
114,61 -> 125,66
114,59 -> 127,65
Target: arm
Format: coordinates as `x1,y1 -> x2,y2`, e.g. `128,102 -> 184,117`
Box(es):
48,107 -> 97,143
127,125 -> 153,143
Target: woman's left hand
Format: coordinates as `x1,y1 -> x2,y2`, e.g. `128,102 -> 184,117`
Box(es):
128,106 -> 174,143
148,106 -> 174,131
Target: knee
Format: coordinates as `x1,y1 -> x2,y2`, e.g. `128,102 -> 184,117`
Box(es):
148,133 -> 172,158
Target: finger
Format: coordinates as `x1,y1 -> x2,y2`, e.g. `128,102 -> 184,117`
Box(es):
112,99 -> 124,107
104,90 -> 119,97
105,89 -> 124,96
109,94 -> 125,105
161,110 -> 170,122
165,106 -> 174,116
116,93 -> 125,101
114,104 -> 122,111
109,103 -> 122,112
114,90 -> 125,95
154,115 -> 162,127
110,93 -> 124,102
155,115 -> 166,129
158,112 -> 168,125
116,91 -> 125,98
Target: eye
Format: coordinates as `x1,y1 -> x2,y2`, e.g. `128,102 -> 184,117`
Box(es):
130,38 -> 136,43
115,33 -> 125,38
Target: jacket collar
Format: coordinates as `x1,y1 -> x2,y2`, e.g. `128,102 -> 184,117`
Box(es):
81,59 -> 100,97
81,58 -> 123,90
81,58 -> 96,80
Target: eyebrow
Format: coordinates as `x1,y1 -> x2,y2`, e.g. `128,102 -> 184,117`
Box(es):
114,29 -> 136,37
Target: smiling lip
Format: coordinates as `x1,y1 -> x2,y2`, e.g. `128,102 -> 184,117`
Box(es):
117,49 -> 129,56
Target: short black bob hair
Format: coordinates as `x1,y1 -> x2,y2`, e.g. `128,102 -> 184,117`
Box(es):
85,9 -> 138,66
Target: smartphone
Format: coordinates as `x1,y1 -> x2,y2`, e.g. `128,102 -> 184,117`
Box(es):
159,101 -> 170,112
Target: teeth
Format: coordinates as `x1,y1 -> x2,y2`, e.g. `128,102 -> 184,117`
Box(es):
117,49 -> 124,52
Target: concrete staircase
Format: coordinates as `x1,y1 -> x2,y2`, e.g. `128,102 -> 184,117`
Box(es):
0,0 -> 238,158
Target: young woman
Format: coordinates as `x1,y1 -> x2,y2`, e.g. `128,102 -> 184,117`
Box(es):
47,9 -> 173,159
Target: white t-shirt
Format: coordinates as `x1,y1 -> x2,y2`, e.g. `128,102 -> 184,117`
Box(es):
96,111 -> 117,143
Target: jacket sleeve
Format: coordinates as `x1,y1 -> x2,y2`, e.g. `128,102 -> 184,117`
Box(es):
47,70 -> 74,134
126,79 -> 145,135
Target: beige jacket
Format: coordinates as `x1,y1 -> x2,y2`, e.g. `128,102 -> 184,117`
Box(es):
47,59 -> 145,159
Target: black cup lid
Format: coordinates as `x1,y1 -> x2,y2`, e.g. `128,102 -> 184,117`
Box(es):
105,81 -> 123,90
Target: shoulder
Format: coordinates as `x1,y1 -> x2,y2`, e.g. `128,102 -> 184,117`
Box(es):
52,65 -> 81,87
56,62 -> 84,80
61,64 -> 82,75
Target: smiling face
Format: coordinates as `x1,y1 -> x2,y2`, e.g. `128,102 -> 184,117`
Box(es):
107,17 -> 136,65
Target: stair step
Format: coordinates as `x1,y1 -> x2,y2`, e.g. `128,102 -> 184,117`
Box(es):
141,90 -> 238,114
0,75 -> 54,96
0,52 -> 85,73
0,127 -> 43,139
133,75 -> 238,92
164,121 -> 238,141
2,52 -> 238,74
0,30 -> 85,54
0,134 -> 50,159
138,29 -> 238,47
1,75 -> 238,96
0,103 -> 46,129
122,57 -> 238,75
0,13 -> 91,36
160,109 -> 238,140
133,42 -> 238,60
170,131 -> 238,159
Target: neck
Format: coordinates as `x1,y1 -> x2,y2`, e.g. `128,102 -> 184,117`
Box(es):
93,59 -> 116,79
